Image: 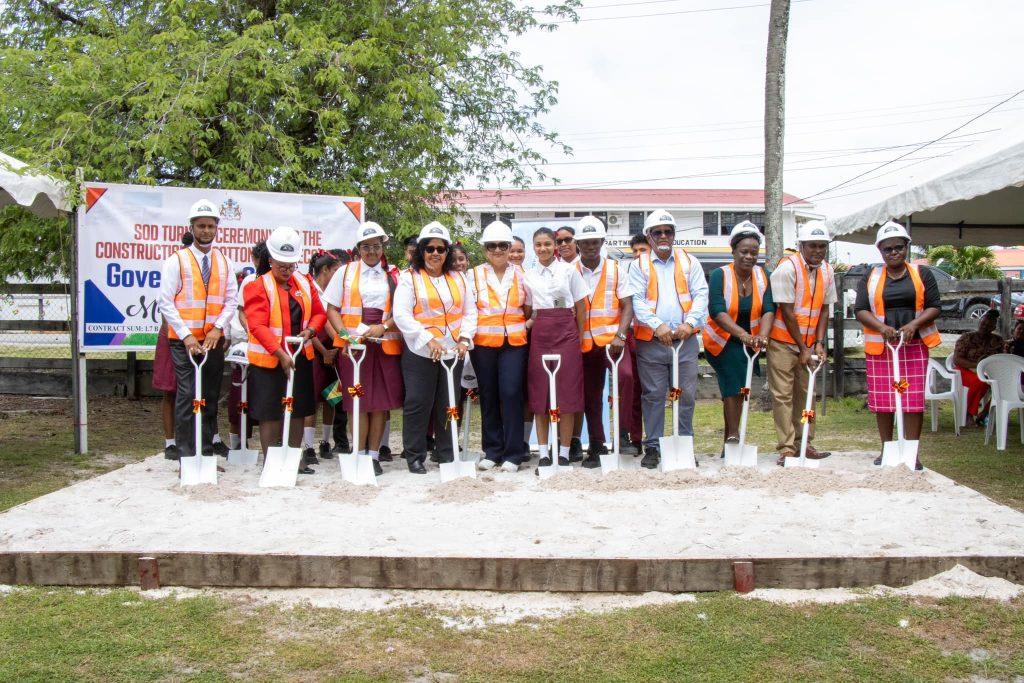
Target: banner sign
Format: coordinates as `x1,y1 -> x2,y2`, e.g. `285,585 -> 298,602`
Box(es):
76,182 -> 363,351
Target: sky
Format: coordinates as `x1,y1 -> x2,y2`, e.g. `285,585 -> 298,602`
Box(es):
510,0 -> 1024,255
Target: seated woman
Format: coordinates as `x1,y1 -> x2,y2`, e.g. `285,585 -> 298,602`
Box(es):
953,309 -> 1004,425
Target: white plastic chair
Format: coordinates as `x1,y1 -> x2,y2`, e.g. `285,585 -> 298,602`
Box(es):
945,354 -> 970,430
976,354 -> 1024,451
925,358 -> 960,435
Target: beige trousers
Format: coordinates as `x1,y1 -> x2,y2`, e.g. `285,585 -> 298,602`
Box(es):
766,339 -> 815,455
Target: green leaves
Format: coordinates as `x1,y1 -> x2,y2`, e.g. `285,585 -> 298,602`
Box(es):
926,245 -> 1003,280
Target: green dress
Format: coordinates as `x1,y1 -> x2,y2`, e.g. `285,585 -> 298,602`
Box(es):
705,267 -> 775,398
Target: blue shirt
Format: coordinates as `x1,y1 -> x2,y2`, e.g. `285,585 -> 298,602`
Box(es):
629,249 -> 709,331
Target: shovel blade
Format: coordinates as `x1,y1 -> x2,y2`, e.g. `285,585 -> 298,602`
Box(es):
259,446 -> 301,488
724,444 -> 758,468
439,460 -> 476,483
783,454 -> 820,469
179,455 -> 218,486
599,452 -> 619,475
227,447 -> 259,467
881,439 -> 919,469
340,452 -> 377,486
658,435 -> 696,472
536,463 -> 567,480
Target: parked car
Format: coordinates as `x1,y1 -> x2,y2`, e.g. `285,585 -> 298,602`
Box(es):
989,293 -> 1024,320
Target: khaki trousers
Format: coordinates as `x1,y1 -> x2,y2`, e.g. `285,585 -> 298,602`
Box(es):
766,339 -> 815,455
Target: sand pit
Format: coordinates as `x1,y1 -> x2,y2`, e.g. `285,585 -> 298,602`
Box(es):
424,475 -> 519,504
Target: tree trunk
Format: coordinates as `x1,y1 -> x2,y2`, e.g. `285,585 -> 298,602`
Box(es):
764,0 -> 790,267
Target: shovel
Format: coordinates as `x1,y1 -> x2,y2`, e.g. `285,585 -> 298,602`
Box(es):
439,351 -> 477,483
724,343 -> 761,468
227,366 -> 260,466
339,342 -> 378,486
537,354 -> 567,480
660,340 -> 696,472
258,336 -> 306,488
880,338 -> 919,469
784,354 -> 824,469
600,346 -> 632,474
460,358 -> 478,459
180,349 -> 218,486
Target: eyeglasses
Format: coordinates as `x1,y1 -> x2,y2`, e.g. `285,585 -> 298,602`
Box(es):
485,242 -> 510,252
272,261 -> 297,271
423,245 -> 448,255
555,237 -> 574,245
879,244 -> 907,255
649,229 -> 674,238
359,242 -> 383,252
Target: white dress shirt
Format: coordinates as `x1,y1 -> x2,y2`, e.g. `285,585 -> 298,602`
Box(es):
578,256 -> 635,301
525,259 -> 588,310
322,260 -> 390,311
158,244 -> 238,341
629,248 -> 709,331
393,269 -> 478,358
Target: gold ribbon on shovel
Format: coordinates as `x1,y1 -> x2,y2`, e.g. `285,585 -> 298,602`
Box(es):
281,396 -> 294,412
739,387 -> 750,401
668,387 -> 682,401
801,409 -> 815,424
549,408 -> 561,423
192,398 -> 206,414
892,378 -> 909,394
347,384 -> 366,397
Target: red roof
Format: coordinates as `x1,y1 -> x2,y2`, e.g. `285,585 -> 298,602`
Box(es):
994,248 -> 1024,268
452,188 -> 812,208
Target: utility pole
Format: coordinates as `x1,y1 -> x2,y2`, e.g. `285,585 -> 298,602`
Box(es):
764,0 -> 790,266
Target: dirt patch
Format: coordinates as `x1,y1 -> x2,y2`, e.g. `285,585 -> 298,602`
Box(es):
318,482 -> 381,505
169,483 -> 254,503
423,476 -> 518,504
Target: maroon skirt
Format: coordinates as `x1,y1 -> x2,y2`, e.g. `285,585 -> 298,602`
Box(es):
527,308 -> 584,414
152,324 -> 176,393
335,308 -> 404,413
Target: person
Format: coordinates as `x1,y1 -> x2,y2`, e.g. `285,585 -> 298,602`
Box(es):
509,236 -> 527,267
703,221 -> 775,454
629,233 -> 650,259
953,309 -> 1004,424
768,220 -> 836,465
468,220 -> 532,472
1007,319 -> 1024,357
508,234 -> 533,452
324,222 -> 404,476
572,216 -> 637,467
854,222 -> 941,469
157,199 -> 237,464
304,248 -> 348,464
152,318 -> 178,459
624,232 -> 650,451
451,243 -> 470,273
555,225 -> 579,265
526,227 -> 588,471
227,241 -> 269,454
243,226 -> 326,475
403,235 -> 419,268
629,209 -> 709,468
393,221 -> 477,473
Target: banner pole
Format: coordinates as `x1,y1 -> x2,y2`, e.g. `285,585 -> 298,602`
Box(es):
69,181 -> 88,454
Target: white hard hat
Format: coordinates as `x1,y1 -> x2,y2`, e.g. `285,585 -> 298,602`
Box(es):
418,221 -> 451,244
643,209 -> 676,234
575,215 -> 607,240
479,220 -> 513,245
797,220 -> 831,243
729,220 -> 763,244
188,199 -> 219,222
874,220 -> 911,246
225,342 -> 249,366
355,221 -> 388,246
266,226 -> 303,263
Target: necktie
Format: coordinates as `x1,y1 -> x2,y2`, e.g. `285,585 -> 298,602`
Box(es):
201,254 -> 210,286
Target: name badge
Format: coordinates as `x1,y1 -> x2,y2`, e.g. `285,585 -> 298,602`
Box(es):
553,297 -> 565,307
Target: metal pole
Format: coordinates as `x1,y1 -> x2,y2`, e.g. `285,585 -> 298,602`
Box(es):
69,209 -> 87,453
832,273 -> 846,398
999,277 -> 1012,339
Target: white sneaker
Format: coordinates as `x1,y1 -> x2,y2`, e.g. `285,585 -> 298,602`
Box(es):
500,461 -> 519,473
477,459 -> 496,471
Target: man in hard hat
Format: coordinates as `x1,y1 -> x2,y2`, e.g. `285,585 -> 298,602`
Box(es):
572,216 -> 637,466
629,209 -> 709,468
767,220 -> 836,465
158,198 -> 238,462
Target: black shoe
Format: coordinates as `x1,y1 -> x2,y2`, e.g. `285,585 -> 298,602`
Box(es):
581,452 -> 601,469
163,444 -> 180,460
873,454 -> 883,466
332,438 -> 351,455
588,441 -> 609,457
373,459 -> 383,476
318,440 -> 332,460
211,440 -> 229,457
429,451 -> 441,463
407,459 -> 427,474
558,456 -> 570,466
641,447 -> 660,469
915,460 -> 924,471
298,466 -> 315,475
303,447 -> 319,466
618,434 -> 638,455
378,445 -> 393,462
426,435 -> 436,451
568,437 -> 584,462
534,456 -> 552,476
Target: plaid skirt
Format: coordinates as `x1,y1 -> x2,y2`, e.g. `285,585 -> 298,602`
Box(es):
865,338 -> 928,413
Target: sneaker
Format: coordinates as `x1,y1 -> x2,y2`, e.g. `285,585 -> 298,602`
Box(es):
500,461 -> 519,473
641,446 -> 660,469
378,445 -> 393,462
163,444 -> 180,460
303,447 -> 319,465
568,437 -> 584,462
478,458 -> 497,471
211,440 -> 229,457
373,459 -> 383,476
318,440 -> 332,460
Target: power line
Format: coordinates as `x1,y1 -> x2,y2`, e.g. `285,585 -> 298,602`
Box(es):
551,0 -> 814,24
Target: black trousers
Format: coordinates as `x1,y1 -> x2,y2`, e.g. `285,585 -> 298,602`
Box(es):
170,339 -> 225,458
401,348 -> 462,465
332,405 -> 349,445
471,343 -> 527,465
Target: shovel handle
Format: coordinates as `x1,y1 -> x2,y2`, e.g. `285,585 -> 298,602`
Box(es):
604,345 -> 623,369
283,335 -> 305,361
187,347 -> 208,370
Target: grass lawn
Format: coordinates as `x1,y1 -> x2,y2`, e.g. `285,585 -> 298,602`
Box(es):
1,393 -> 1022,681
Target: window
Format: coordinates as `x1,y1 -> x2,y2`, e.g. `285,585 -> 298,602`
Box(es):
480,212 -> 496,228
703,211 -> 719,236
554,212 -> 571,218
499,212 -> 515,224
702,211 -> 766,236
628,212 -> 645,235
573,211 -> 608,225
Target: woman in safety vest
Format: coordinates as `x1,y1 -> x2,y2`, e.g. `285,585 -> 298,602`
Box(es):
703,221 -> 775,454
323,222 -> 403,476
854,221 -> 941,470
392,221 -> 478,474
469,221 -> 532,472
243,226 -> 327,475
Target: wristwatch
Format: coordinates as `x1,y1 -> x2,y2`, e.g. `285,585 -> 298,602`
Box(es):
616,332 -> 628,341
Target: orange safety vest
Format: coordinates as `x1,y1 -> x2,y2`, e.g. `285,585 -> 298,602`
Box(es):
702,264 -> 768,357
332,261 -> 402,355
862,264 -> 941,355
410,269 -> 465,341
769,254 -> 833,347
576,258 -> 622,351
168,248 -> 228,341
247,272 -> 315,368
471,264 -> 527,347
634,247 -> 694,342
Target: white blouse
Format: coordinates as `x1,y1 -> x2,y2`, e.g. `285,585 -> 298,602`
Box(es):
393,269 -> 478,358
321,260 -> 390,311
525,259 -> 588,310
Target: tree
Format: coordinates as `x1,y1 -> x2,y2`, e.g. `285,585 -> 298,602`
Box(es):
926,245 -> 1003,280
0,0 -> 577,278
763,0 -> 789,267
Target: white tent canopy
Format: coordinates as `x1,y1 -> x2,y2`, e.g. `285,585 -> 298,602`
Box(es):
827,122 -> 1024,245
0,151 -> 70,218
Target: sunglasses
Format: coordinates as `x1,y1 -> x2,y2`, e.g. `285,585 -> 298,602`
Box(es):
649,229 -> 674,238
485,242 -> 510,252
555,237 -> 574,245
879,244 -> 907,255
423,245 -> 448,255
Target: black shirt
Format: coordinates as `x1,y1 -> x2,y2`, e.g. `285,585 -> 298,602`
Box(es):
854,265 -> 941,334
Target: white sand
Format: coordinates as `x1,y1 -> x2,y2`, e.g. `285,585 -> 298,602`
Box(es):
1,452 -> 1023,561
